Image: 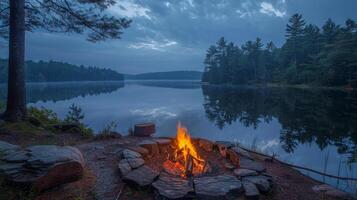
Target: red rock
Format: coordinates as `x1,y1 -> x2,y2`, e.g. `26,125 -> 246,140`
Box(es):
198,139 -> 213,152
227,149 -> 240,166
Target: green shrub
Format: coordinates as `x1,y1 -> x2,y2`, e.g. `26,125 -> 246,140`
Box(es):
64,103 -> 85,124
28,106 -> 60,126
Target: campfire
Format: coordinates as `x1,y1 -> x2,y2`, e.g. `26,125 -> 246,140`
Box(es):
163,123 -> 208,178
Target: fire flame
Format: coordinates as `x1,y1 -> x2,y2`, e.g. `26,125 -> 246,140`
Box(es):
164,122 -> 205,178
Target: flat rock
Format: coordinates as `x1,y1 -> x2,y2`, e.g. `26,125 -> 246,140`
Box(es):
0,145 -> 85,191
138,140 -> 159,156
127,146 -> 149,156
242,180 -> 260,200
243,176 -> 272,193
234,169 -> 258,177
121,149 -> 142,159
118,159 -> 132,176
26,145 -> 84,166
194,174 -> 243,199
127,157 -> 145,169
240,158 -> 266,173
2,151 -> 28,163
0,141 -> 20,156
152,173 -> 194,199
123,165 -> 159,187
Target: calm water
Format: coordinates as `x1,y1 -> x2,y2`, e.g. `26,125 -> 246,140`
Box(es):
1,81 -> 357,194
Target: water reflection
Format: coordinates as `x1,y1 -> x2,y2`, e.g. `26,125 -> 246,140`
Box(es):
202,85 -> 357,163
0,81 -> 124,103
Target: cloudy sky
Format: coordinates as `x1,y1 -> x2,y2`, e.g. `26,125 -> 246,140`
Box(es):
2,0 -> 357,74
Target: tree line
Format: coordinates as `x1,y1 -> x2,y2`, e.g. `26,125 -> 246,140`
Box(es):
0,59 -> 124,83
202,14 -> 357,88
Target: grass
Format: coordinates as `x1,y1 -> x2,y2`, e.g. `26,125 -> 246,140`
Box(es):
94,121 -> 121,140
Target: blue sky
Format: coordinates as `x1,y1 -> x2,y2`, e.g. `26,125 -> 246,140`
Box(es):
1,0 -> 357,74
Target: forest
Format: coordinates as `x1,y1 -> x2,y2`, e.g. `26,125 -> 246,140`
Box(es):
0,59 -> 124,83
202,14 -> 357,88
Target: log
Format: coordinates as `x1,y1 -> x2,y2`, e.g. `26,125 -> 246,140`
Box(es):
133,123 -> 155,137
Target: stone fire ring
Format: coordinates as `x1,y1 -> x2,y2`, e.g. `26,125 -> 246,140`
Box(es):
118,138 -> 273,200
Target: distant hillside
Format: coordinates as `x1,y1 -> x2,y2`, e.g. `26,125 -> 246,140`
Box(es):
125,71 -> 202,80
0,59 -> 124,83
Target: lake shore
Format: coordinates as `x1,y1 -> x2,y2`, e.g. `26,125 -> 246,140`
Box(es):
0,128 -> 354,200
202,82 -> 354,91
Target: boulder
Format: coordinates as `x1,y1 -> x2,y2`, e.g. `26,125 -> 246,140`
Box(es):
123,165 -> 159,187
138,140 -> 159,156
234,169 -> 258,177
194,174 -> 243,199
126,157 -> 145,169
152,173 -> 194,199
0,144 -> 85,191
198,139 -> 213,152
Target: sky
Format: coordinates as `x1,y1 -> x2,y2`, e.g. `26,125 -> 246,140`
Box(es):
1,0 -> 357,74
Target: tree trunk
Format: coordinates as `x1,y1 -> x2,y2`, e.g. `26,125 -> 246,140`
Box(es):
2,0 -> 27,122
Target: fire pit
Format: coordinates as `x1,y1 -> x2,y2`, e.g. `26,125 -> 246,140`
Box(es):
118,123 -> 273,199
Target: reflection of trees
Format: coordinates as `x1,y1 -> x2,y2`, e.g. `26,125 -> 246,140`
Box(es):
202,85 -> 357,163
0,81 -> 124,103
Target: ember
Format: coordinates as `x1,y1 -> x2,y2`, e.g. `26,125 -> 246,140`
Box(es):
163,122 -> 205,178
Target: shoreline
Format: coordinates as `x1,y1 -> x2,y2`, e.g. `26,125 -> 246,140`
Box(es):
0,129 -> 355,199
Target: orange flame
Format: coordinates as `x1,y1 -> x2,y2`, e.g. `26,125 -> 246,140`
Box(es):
174,122 -> 205,176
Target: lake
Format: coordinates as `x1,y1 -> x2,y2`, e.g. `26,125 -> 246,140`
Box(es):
1,80 -> 356,194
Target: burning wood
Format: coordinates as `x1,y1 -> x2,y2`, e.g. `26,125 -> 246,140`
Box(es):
163,122 -> 206,178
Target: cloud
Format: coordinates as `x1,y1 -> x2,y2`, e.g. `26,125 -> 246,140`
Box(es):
109,0 -> 153,20
130,107 -> 177,118
128,39 -> 178,51
259,2 -> 286,17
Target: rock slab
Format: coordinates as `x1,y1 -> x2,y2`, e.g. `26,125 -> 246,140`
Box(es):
243,176 -> 272,193
234,168 -> 258,177
152,173 -> 194,199
194,174 -> 243,199
0,144 -> 84,191
240,158 -> 266,173
242,180 -> 260,200
123,165 -> 159,187
0,141 -> 20,156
